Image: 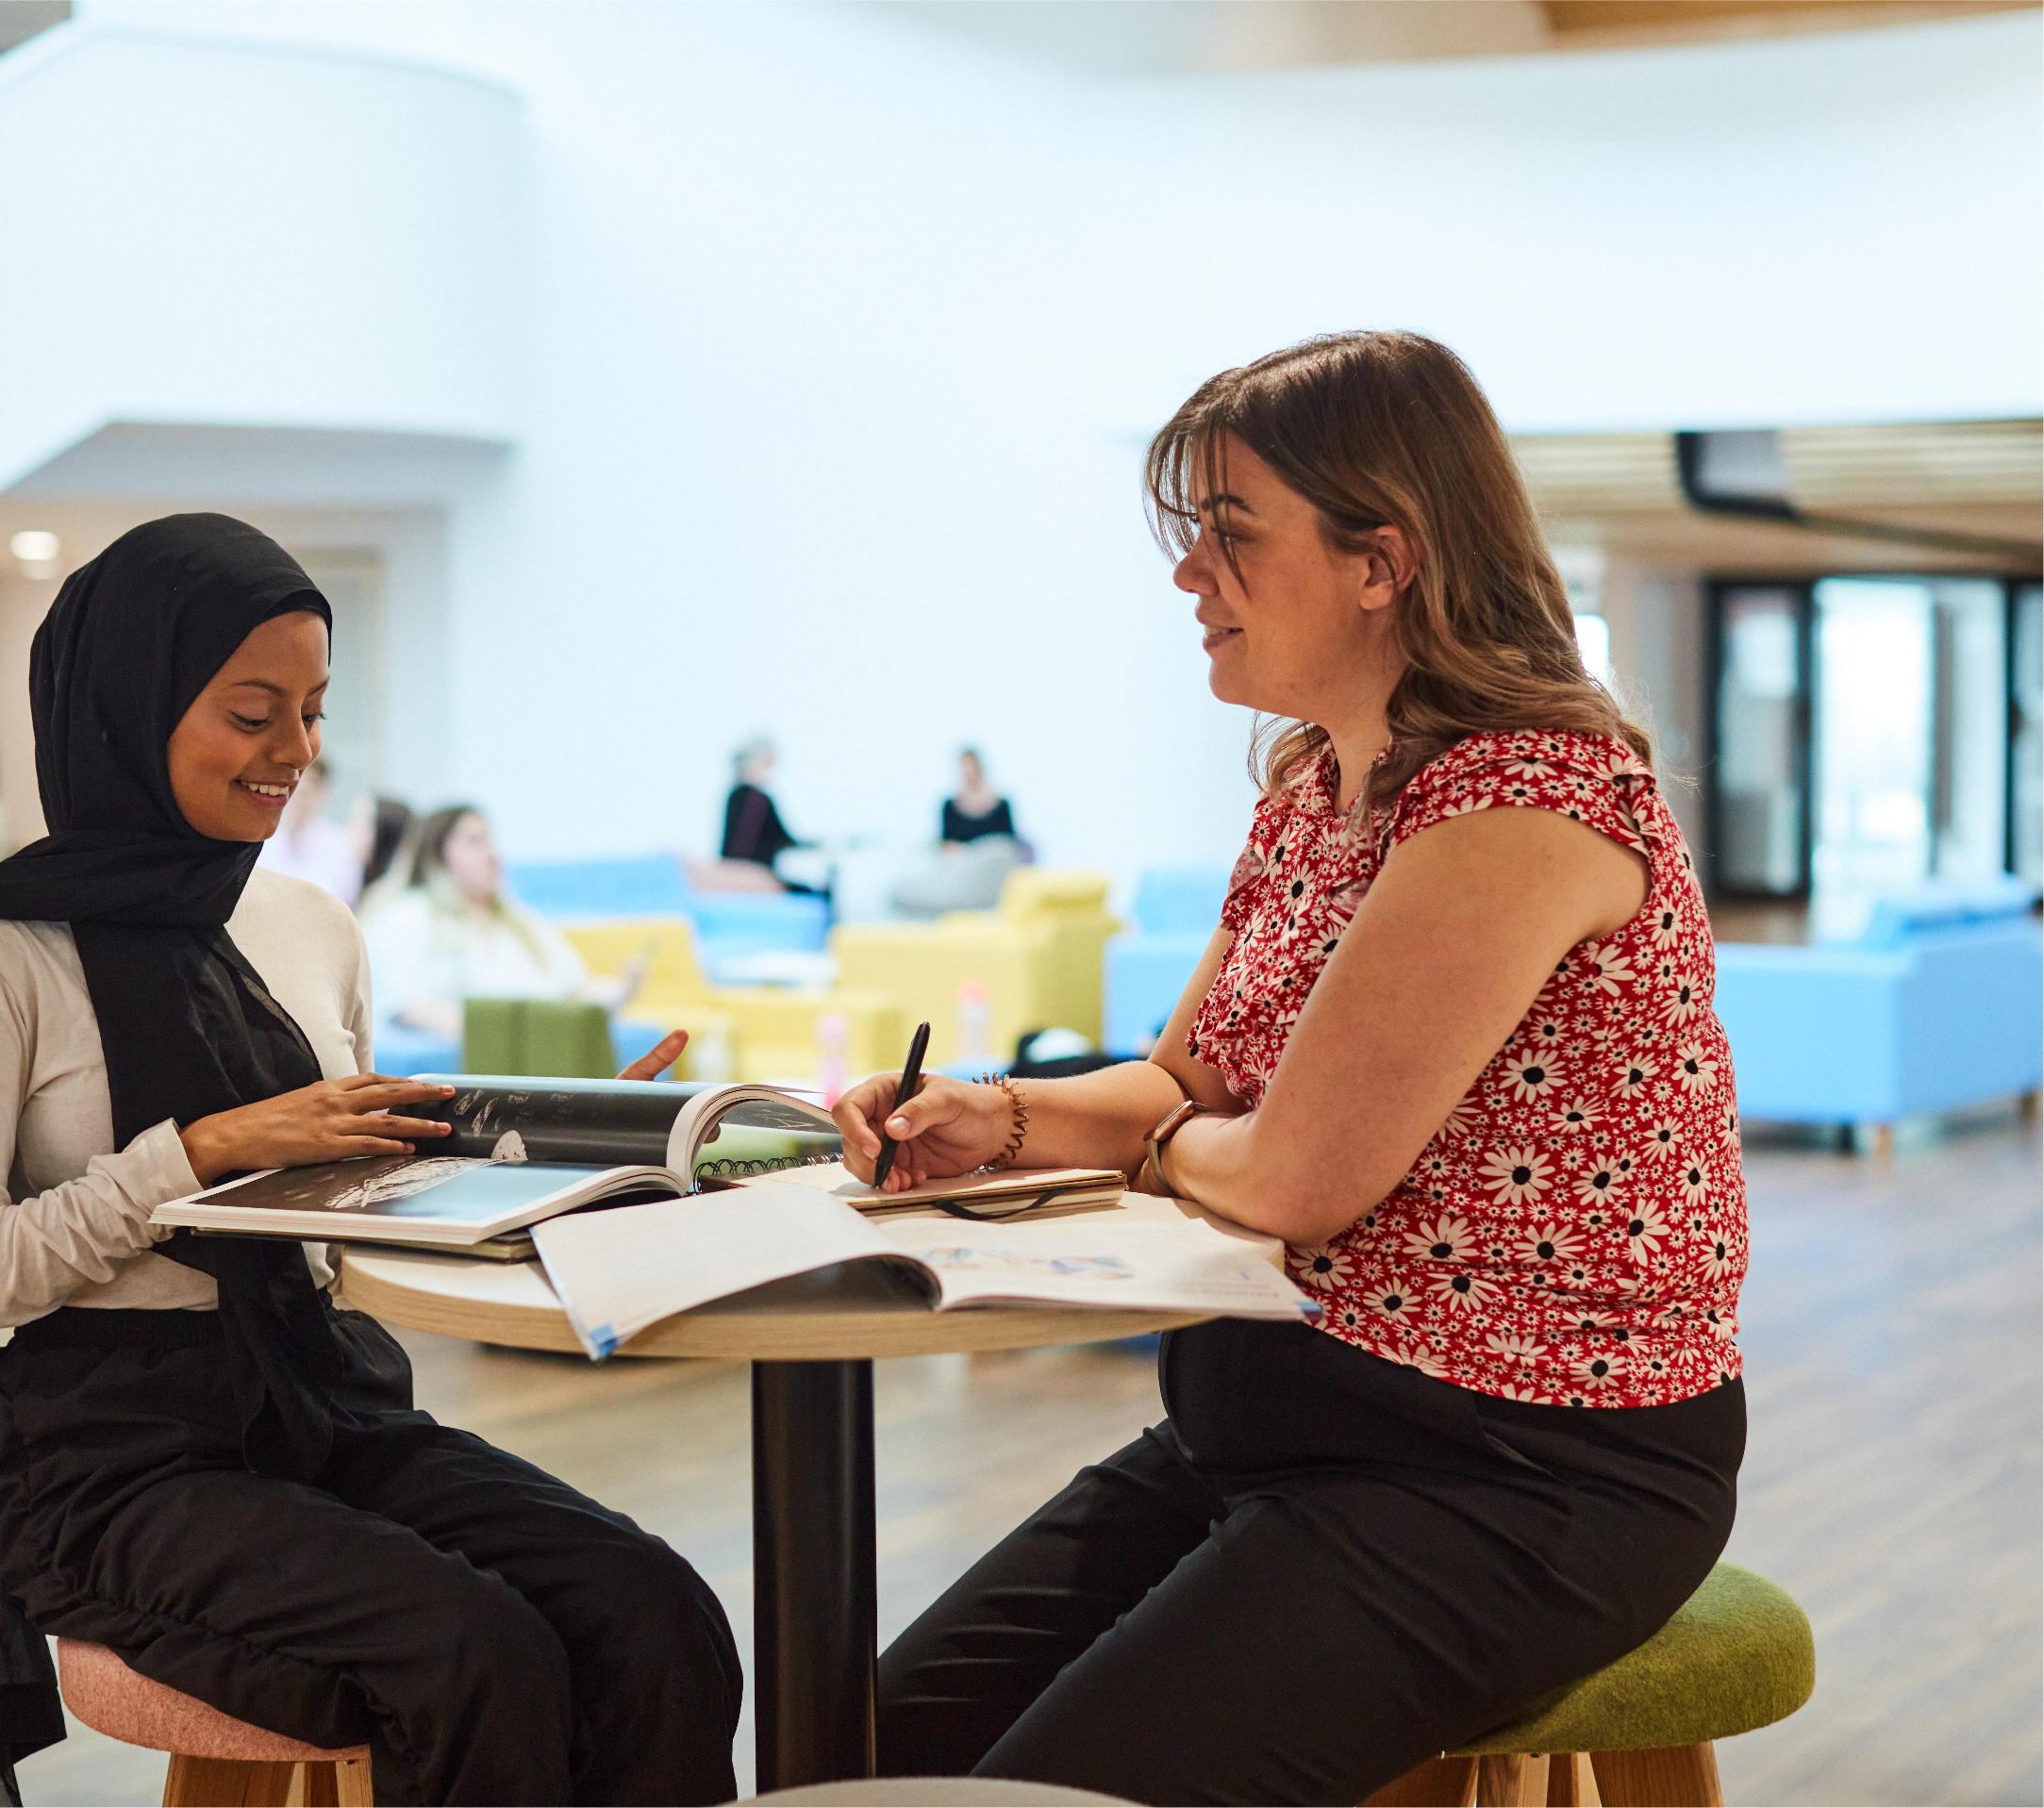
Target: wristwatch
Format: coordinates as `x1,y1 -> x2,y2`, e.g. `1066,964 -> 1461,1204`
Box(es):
1143,1100 -> 1211,1197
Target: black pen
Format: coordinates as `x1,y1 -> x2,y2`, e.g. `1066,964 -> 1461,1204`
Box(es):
871,1020 -> 932,1189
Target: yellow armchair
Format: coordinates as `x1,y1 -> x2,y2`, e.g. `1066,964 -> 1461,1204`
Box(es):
563,919 -> 902,1084
830,869 -> 1120,1069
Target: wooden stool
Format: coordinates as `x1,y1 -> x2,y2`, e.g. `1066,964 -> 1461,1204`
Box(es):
57,1638 -> 372,1807
1364,1563 -> 1816,1807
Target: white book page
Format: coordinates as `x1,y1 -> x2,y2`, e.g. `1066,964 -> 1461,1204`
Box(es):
533,1184 -> 891,1358
873,1217 -> 1318,1322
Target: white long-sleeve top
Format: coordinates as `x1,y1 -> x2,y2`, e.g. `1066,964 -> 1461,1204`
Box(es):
0,870 -> 373,1324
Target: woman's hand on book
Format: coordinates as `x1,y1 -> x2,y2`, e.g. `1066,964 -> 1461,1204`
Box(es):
176,1076 -> 457,1186
833,1073 -> 1009,1192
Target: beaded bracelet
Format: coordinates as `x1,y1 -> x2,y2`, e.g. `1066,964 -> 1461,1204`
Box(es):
978,1073 -> 1029,1169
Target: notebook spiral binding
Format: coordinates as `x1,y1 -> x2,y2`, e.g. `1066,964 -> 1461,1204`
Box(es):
694,1150 -> 843,1180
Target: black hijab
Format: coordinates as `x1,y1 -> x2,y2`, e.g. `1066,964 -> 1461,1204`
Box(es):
0,514 -> 345,1483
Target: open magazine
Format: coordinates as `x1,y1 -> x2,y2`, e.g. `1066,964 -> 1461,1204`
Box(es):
528,1184 -> 1321,1358
150,1075 -> 844,1253
151,1076 -> 1128,1255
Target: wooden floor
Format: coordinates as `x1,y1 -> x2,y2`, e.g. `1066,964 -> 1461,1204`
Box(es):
18,1115 -> 2041,1807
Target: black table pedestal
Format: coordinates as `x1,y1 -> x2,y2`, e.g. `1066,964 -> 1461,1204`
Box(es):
752,1358 -> 878,1793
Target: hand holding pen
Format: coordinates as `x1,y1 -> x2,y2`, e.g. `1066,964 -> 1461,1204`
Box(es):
871,1020 -> 931,1188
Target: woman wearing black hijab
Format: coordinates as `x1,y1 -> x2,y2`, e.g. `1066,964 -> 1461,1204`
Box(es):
0,516 -> 739,1805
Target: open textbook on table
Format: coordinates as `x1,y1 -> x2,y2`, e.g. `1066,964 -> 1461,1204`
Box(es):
527,1186 -> 1321,1358
150,1075 -> 1125,1255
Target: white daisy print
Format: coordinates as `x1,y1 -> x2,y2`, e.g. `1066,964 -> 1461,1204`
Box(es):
1623,1203 -> 1672,1262
1437,794 -> 1493,827
1662,974 -> 1702,1025
1429,1270 -> 1501,1313
1494,1382 -> 1549,1403
1552,1098 -> 1600,1134
1505,755 -> 1555,779
1381,1335 -> 1450,1379
1437,1094 -> 1483,1139
1580,945 -> 1635,995
1674,1041 -> 1719,1093
1485,1333 -> 1546,1367
1680,1161 -> 1709,1206
1521,1220 -> 1585,1264
1573,1352 -> 1623,1388
1574,1163 -> 1620,1207
1479,1146 -> 1554,1206
1700,1235 -> 1736,1282
1372,1288 -> 1416,1321
1290,1244 -> 1354,1291
1644,1121 -> 1680,1160
1404,1213 -> 1479,1263
1650,905 -> 1682,950
1615,1057 -> 1657,1098
1500,1054 -> 1562,1103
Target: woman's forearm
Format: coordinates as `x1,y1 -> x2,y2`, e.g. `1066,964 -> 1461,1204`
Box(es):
1007,1060 -> 1190,1175
1151,1107 -> 1375,1246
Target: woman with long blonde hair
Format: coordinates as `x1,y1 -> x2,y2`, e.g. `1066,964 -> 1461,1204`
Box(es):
835,333 -> 1748,1803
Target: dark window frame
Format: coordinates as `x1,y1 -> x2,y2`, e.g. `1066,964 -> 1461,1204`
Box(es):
2007,578 -> 2043,879
1703,577 -> 1815,903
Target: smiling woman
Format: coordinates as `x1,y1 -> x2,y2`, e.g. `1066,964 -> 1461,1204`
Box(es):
838,333 -> 1753,1804
0,516 -> 738,1805
166,610 -> 333,841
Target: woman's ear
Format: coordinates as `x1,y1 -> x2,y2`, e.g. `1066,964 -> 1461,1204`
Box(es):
1355,526 -> 1416,614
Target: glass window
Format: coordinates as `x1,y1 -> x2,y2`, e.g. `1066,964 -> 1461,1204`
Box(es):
2012,583 -> 2042,885
1712,586 -> 1808,896
1811,578 -> 1934,922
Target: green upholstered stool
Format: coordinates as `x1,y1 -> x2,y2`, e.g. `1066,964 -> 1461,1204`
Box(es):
1363,1563 -> 1814,1808
461,997 -> 618,1079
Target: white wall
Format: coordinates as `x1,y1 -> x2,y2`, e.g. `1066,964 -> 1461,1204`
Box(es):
16,2 -> 2040,899
0,25 -> 523,488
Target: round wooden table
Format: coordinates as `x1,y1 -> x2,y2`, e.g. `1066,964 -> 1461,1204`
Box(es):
341,1241 -> 1208,1793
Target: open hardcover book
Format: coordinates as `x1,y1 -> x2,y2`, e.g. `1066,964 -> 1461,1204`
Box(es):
527,1185 -> 1321,1358
150,1076 -> 1124,1256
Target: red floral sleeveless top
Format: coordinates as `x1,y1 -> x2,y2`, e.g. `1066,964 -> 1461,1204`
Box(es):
1186,729 -> 1746,1408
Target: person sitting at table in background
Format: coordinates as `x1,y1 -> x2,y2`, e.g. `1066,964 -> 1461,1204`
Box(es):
255,756 -> 362,904
836,331 -> 1749,1805
0,513 -> 737,1806
356,792 -> 413,897
716,734 -> 833,903
889,747 -> 1027,919
358,804 -> 638,1047
720,735 -> 799,875
940,747 -> 1016,847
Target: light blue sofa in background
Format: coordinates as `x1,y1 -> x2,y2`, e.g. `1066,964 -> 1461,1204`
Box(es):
1105,867 -> 1233,1054
1714,876 -> 2043,1133
504,854 -> 830,960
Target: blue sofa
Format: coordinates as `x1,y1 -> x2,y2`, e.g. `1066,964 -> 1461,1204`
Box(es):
1104,867 -> 1233,1055
503,854 -> 829,959
1713,877 -> 2043,1129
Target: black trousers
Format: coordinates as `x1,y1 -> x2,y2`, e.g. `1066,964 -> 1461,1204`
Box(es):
0,1305 -> 740,1806
879,1319 -> 1744,1806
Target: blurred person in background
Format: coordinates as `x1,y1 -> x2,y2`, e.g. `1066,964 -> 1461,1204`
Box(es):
890,746 -> 1025,919
359,804 -> 636,1046
719,735 -> 798,875
255,756 -> 361,904
356,794 -> 412,897
941,746 -> 1017,847
713,735 -> 831,901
